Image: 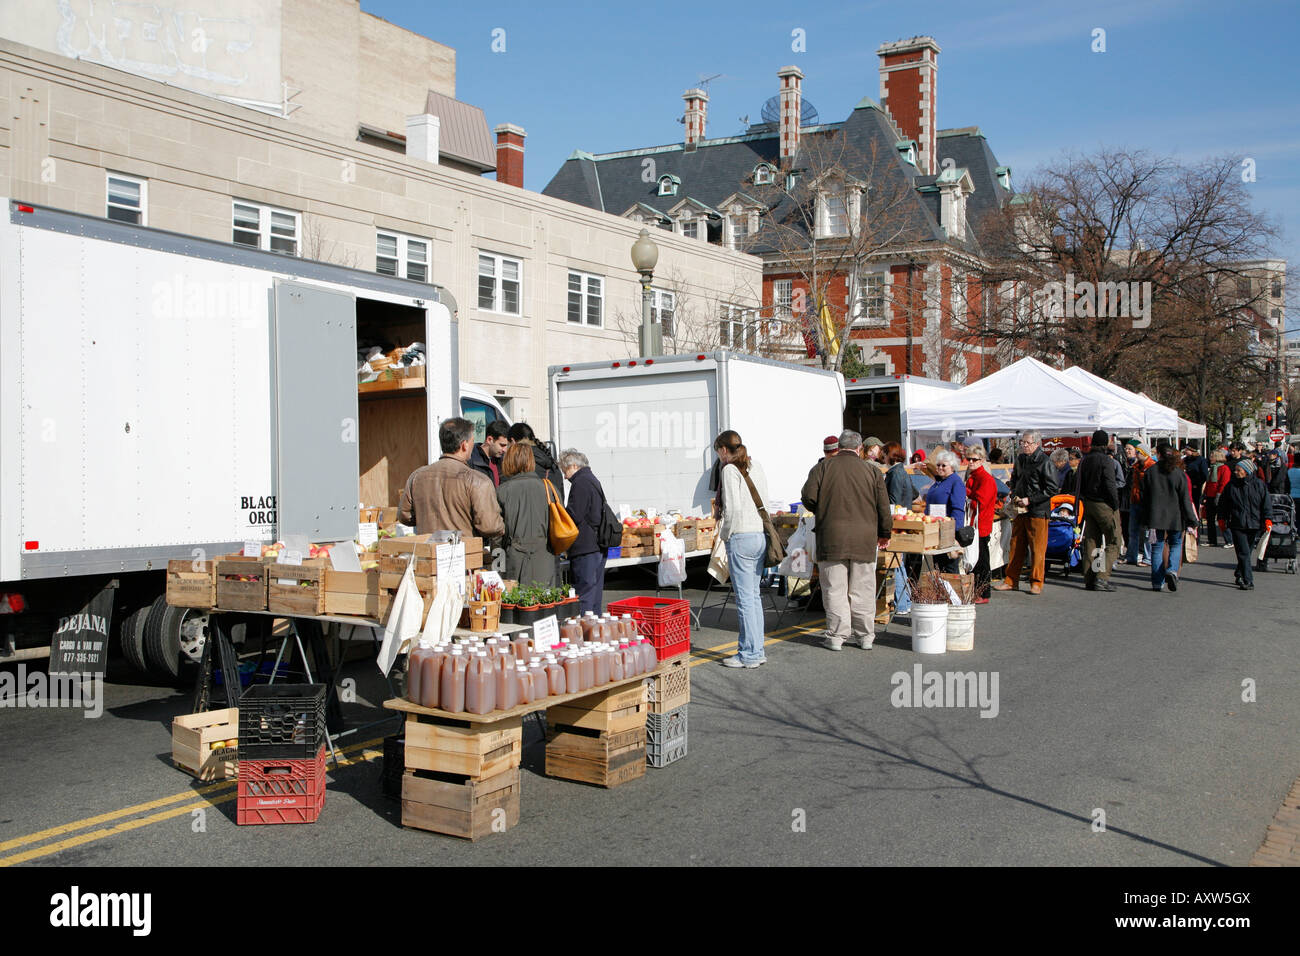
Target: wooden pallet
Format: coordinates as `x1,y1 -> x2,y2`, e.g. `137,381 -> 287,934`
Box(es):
545,726 -> 646,788
404,713 -> 523,780
401,767 -> 520,840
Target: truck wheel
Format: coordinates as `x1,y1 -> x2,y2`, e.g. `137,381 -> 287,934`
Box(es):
143,599 -> 209,683
119,604 -> 152,674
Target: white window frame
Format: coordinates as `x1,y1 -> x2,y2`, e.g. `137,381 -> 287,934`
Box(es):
774,279 -> 794,320
728,206 -> 757,251
476,251 -> 522,314
651,289 -> 675,337
822,190 -> 848,237
567,270 -> 604,327
754,164 -> 774,185
658,175 -> 678,197
106,172 -> 147,225
377,230 -> 431,282
851,270 -> 888,326
681,218 -> 700,240
232,200 -> 300,256
719,304 -> 756,351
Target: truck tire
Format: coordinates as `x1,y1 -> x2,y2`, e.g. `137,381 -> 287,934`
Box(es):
143,598 -> 209,684
119,604 -> 152,674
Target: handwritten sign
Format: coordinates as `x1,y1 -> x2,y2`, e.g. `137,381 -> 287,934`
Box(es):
357,522 -> 378,549
243,541 -> 262,558
278,549 -> 303,566
532,616 -> 559,653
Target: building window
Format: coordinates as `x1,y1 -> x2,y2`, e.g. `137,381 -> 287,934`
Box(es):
774,279 -> 794,319
652,289 -> 675,337
754,164 -> 773,185
233,201 -> 299,255
729,208 -> 753,250
826,192 -> 848,236
106,173 -> 146,225
785,172 -> 799,191
1272,279 -> 1283,299
477,252 -> 522,314
567,271 -> 603,327
657,175 -> 679,197
682,219 -> 699,240
852,272 -> 886,325
719,305 -> 755,350
1236,277 -> 1252,299
377,231 -> 430,282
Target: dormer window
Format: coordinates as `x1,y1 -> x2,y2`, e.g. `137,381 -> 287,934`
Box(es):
754,164 -> 774,185
785,172 -> 799,191
896,140 -> 917,167
995,166 -> 1012,191
657,174 -> 680,197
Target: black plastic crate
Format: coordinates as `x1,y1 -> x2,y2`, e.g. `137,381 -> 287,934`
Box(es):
238,683 -> 327,759
645,704 -> 688,768
382,735 -> 405,800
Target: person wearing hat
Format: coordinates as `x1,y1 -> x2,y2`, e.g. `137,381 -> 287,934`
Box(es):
822,435 -> 840,459
1219,457 -> 1269,589
1077,430 -> 1121,591
863,437 -> 885,462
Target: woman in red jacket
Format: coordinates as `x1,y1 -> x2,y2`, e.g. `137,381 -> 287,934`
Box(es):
1202,450 -> 1231,547
965,445 -> 999,603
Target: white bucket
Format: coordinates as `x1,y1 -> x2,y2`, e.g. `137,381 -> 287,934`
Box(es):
911,603 -> 949,654
946,604 -> 976,651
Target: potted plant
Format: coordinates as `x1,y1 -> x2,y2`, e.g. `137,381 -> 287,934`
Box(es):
538,584 -> 558,613
500,587 -> 524,625
514,586 -> 543,626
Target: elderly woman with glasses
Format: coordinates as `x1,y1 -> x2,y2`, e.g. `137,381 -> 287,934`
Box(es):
925,449 -> 967,573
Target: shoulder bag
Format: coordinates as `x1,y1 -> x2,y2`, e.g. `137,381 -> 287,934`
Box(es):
543,479 -> 580,554
738,467 -> 787,567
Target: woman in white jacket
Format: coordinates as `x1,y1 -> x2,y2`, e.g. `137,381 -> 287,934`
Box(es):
714,430 -> 770,668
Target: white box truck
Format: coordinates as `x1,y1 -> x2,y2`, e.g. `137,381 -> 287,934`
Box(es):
547,351 -> 845,516
0,200 -> 462,679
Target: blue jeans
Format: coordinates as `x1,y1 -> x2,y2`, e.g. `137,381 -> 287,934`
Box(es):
894,566 -> 911,614
1150,529 -> 1182,589
1126,507 -> 1152,563
725,532 -> 767,664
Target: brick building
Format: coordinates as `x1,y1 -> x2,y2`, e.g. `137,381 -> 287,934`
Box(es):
543,36 -> 1015,381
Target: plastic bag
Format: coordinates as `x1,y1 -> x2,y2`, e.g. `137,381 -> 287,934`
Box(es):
779,515 -> 816,576
707,536 -> 729,584
658,529 -> 687,587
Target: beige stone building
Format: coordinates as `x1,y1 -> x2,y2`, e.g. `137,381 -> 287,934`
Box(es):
0,1 -> 760,432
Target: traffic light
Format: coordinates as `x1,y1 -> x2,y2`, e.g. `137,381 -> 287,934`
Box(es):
1277,391 -> 1284,405
1266,414 -> 1274,427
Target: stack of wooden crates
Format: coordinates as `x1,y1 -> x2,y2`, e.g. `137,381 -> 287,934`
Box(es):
544,683 -> 650,787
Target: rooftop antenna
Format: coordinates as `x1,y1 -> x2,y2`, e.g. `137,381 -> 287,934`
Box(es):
698,72 -> 723,94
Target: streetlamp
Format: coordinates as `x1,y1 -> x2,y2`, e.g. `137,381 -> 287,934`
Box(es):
630,228 -> 662,356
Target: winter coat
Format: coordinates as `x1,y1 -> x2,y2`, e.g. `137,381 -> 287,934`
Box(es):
885,462 -> 918,507
1077,447 -> 1120,509
965,466 -> 998,537
564,466 -> 608,557
1220,473 -> 1269,532
801,453 -> 893,562
1139,465 -> 1199,532
399,455 -> 505,539
925,472 -> 967,528
468,444 -> 501,486
496,471 -> 557,587
1010,448 -> 1059,518
530,442 -> 563,491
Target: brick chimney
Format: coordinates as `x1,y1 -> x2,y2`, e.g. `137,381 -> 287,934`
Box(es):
777,65 -> 803,164
876,36 -> 940,175
494,123 -> 526,188
683,88 -> 708,149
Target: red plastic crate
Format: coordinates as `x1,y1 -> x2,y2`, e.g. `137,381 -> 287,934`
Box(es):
607,597 -> 690,660
236,744 -> 326,825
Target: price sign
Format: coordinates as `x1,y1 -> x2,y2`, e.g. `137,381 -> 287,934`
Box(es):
930,504 -> 947,519
618,504 -> 632,522
278,549 -> 303,566
243,541 -> 262,558
532,616 -> 559,653
357,522 -> 378,549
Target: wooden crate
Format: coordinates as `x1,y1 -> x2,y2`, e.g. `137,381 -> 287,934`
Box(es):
322,569 -> 382,617
404,713 -> 523,780
695,529 -> 715,552
645,658 -> 690,715
888,518 -> 940,554
379,571 -> 437,591
215,556 -> 269,611
401,767 -> 520,840
547,682 -> 648,735
545,726 -> 646,788
875,565 -> 894,624
938,573 -> 975,603
379,588 -> 431,627
165,559 -> 215,609
172,708 -> 239,781
619,544 -> 654,559
267,559 -> 328,616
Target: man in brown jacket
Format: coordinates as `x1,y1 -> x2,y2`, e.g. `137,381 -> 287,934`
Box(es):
398,418 -> 505,540
801,430 -> 893,651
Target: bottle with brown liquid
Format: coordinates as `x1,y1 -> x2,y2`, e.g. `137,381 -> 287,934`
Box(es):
580,648 -> 595,690
592,645 -> 610,685
514,663 -> 533,705
465,652 -> 496,715
496,655 -> 519,710
563,651 -> 582,693
544,654 -> 566,696
609,642 -> 625,682
420,645 -> 448,708
440,648 -> 467,713
407,642 -> 428,705
528,658 -> 548,700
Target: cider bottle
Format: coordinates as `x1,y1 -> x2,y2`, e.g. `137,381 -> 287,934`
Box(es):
609,643 -> 625,682
496,655 -> 519,710
593,645 -> 610,685
514,663 -> 533,705
440,649 -> 467,713
580,648 -> 595,690
465,653 -> 496,715
407,643 -> 427,705
563,651 -> 582,694
545,655 -> 567,696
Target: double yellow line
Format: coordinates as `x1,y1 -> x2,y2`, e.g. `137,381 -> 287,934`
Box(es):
0,617 -> 826,865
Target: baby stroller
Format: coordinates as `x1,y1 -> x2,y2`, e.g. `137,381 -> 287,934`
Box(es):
1259,494 -> 1297,573
1044,494 -> 1083,577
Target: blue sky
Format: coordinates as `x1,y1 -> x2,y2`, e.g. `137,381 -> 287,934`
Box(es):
367,0 -> 1299,328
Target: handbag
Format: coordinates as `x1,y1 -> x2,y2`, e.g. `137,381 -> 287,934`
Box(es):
738,468 -> 787,567
1183,527 -> 1198,563
543,479 -> 580,554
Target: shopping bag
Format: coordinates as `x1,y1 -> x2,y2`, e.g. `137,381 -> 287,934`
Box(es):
707,535 -> 730,585
377,562 -> 423,675
779,515 -> 815,576
961,505 -> 980,570
1183,528 -> 1198,564
658,530 -> 687,587
544,479 -> 580,554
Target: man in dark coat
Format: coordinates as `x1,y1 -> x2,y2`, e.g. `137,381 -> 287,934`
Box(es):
1077,430 -> 1121,592
559,449 -> 612,614
993,430 -> 1059,595
801,431 -> 893,651
469,420 -> 509,486
1220,459 -> 1269,589
1140,446 -> 1199,592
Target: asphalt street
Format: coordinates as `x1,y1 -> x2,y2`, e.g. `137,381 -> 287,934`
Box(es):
1,544 -> 1296,867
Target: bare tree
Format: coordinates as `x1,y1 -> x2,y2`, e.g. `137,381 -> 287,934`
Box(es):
609,263 -> 768,357
300,214 -> 362,269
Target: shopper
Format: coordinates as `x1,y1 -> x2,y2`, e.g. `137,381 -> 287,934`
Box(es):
1051,448 -> 1072,496
399,418 -> 505,540
469,420 -> 510,486
1116,441 -> 1138,559
1124,442 -> 1156,566
1140,445 -> 1198,592
801,430 -> 893,651
714,430 -> 772,667
507,422 -> 563,489
822,434 -> 840,459
925,450 -> 967,574
1268,450 -> 1291,495
495,442 -> 557,588
964,445 -> 998,603
863,436 -> 885,462
1077,430 -> 1121,592
1183,444 -> 1209,537
1203,450 -> 1231,548
882,442 -> 918,615
1220,458 -> 1269,590
559,449 -> 610,615
993,430 -> 1058,595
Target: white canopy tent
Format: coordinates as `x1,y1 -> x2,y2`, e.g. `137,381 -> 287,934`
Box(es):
1178,417 -> 1208,440
1060,367 -> 1178,435
906,356 -> 1105,439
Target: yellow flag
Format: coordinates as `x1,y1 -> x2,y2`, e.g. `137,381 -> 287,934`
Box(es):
819,299 -> 840,357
